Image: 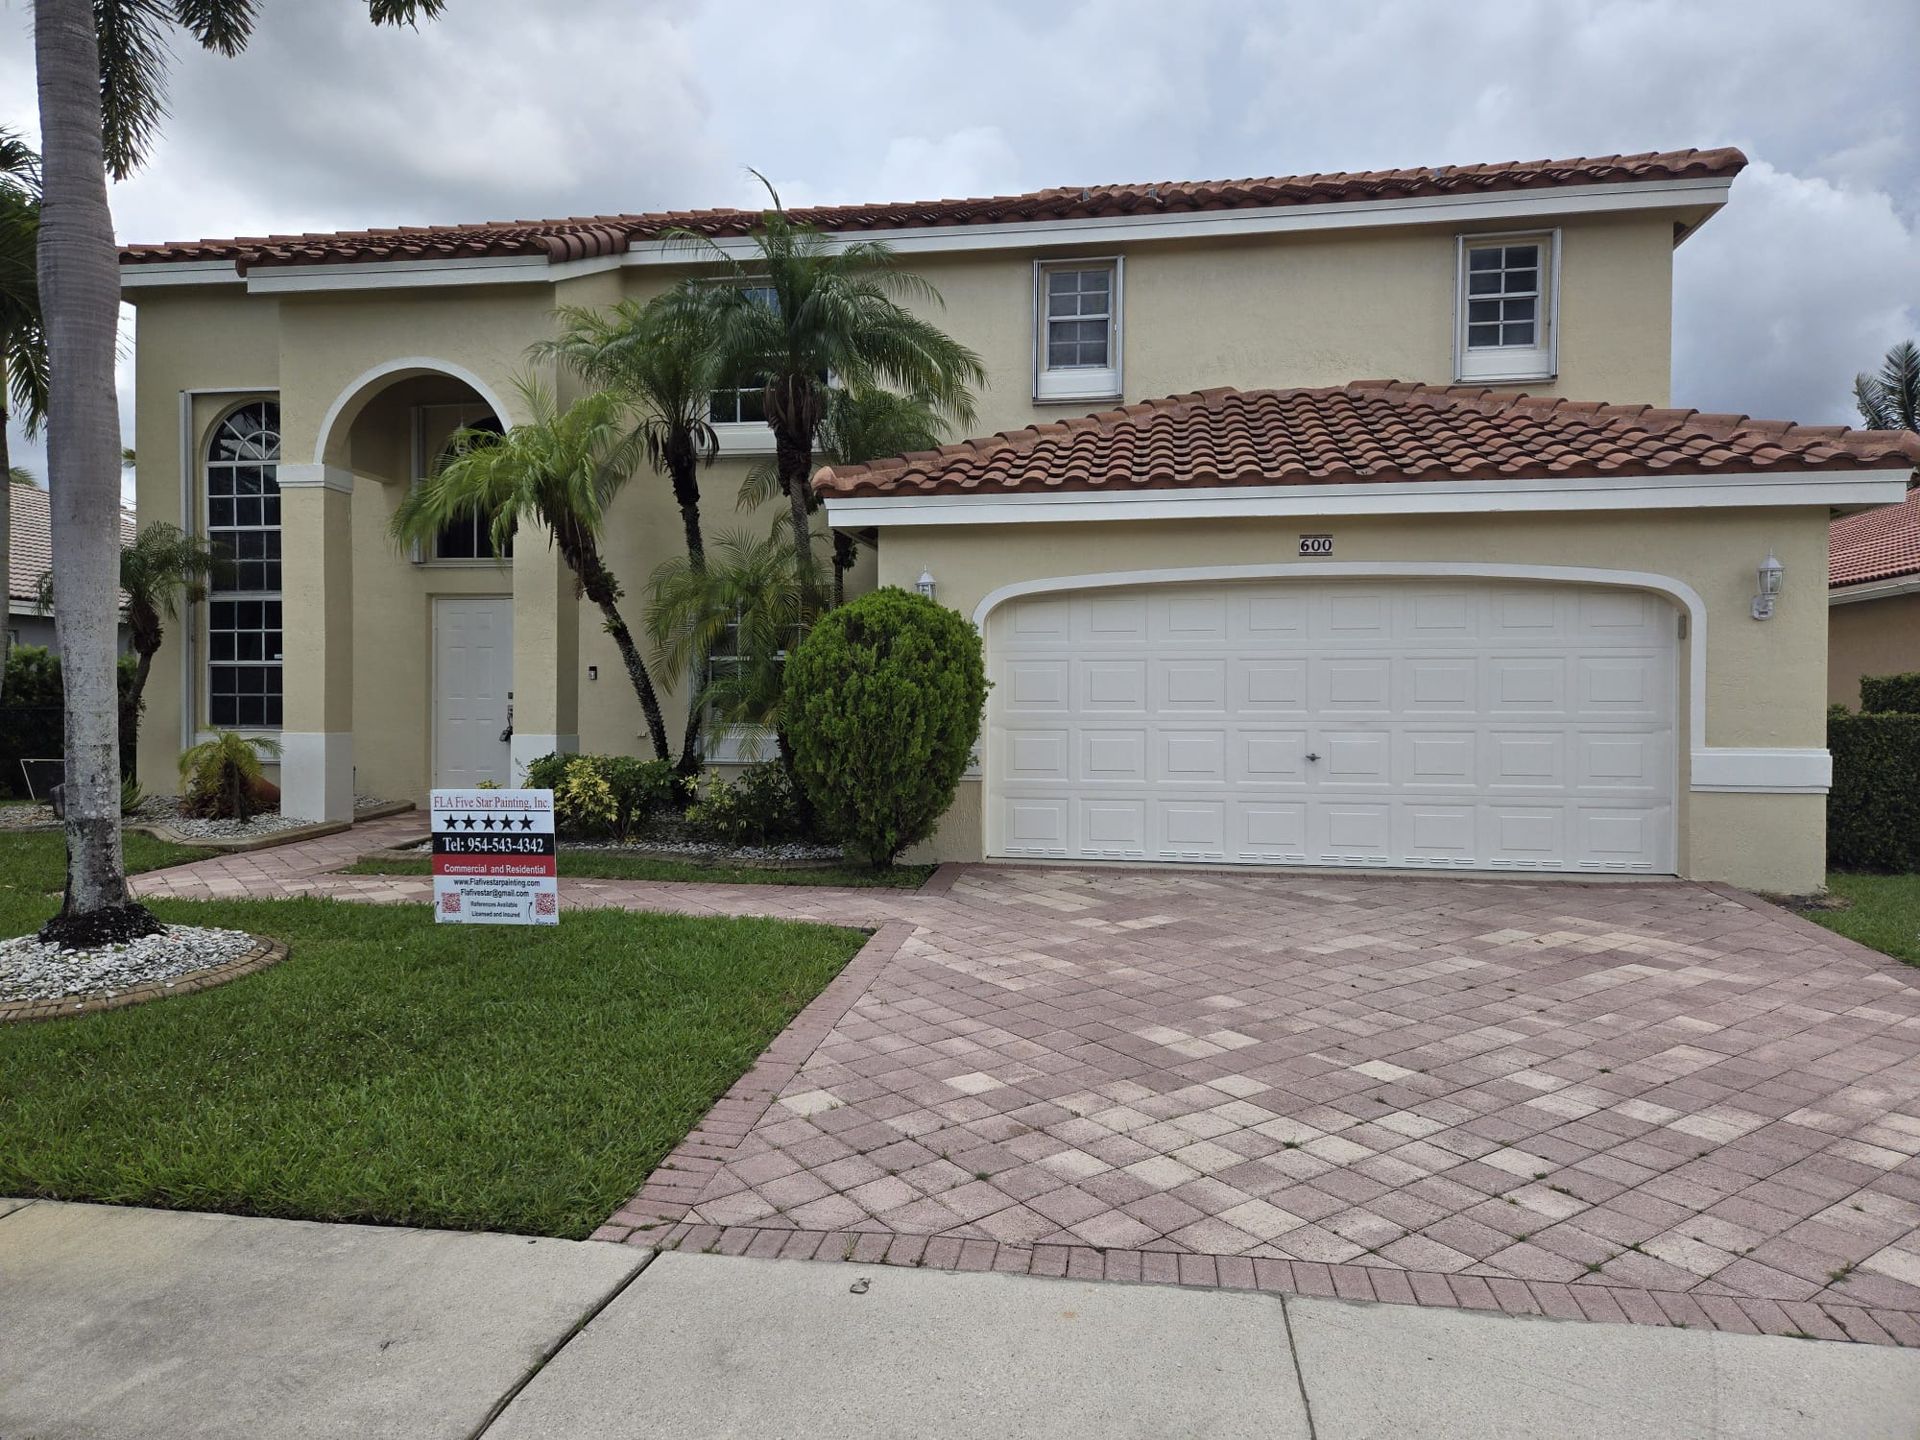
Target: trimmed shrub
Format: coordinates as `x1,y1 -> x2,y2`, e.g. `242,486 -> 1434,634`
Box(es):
1827,709 -> 1920,872
520,752 -> 686,841
522,752 -> 572,792
685,764 -> 803,847
1860,673 -> 1920,715
597,755 -> 687,840
552,761 -> 617,837
0,647 -> 142,795
783,587 -> 987,867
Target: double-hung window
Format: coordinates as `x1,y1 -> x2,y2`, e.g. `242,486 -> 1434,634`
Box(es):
205,401 -> 283,728
1455,232 -> 1557,382
710,284 -> 778,452
1034,259 -> 1122,402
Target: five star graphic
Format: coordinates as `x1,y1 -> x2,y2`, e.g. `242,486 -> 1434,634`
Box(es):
441,810 -> 545,834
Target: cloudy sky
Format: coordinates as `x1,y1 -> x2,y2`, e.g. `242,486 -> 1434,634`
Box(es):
3,0 -> 1916,483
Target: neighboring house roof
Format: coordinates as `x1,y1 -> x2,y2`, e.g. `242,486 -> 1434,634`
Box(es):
812,381 -> 1920,499
118,146 -> 1747,273
1830,486 -> 1920,588
8,485 -> 136,614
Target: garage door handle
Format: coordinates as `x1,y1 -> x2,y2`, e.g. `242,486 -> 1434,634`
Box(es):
1305,752 -> 1321,763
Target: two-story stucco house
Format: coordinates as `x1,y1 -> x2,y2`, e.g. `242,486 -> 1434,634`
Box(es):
117,146 -> 1917,894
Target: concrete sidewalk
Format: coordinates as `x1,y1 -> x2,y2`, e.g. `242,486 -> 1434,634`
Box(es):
3,1200 -> 1916,1439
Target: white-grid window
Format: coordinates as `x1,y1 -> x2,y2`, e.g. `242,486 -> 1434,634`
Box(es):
1456,233 -> 1556,382
1034,259 -> 1122,402
205,401 -> 283,728
709,284 -> 778,436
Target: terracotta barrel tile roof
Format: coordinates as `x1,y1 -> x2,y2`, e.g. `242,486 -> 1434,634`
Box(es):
812,382 -> 1920,499
120,146 -> 1746,272
1831,486 -> 1920,587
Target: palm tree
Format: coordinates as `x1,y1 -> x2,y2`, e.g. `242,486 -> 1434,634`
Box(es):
673,177 -> 984,588
646,531 -> 818,765
739,385 -> 951,606
1856,341 -> 1920,436
534,289 -> 726,770
394,378 -> 673,761
36,521 -> 224,760
0,128 -> 47,705
29,0 -> 445,946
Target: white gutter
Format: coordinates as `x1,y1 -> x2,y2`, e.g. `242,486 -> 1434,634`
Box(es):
1829,572 -> 1920,606
824,468 -> 1915,529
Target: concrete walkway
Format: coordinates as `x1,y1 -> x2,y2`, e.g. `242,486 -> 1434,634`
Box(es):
3,1200 -> 1916,1439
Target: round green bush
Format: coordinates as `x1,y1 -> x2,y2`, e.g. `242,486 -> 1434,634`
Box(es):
784,587 -> 987,867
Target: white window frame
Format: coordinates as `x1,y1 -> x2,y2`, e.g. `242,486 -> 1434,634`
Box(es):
1454,229 -> 1559,383
409,402 -> 512,566
1034,257 -> 1123,403
203,399 -> 284,733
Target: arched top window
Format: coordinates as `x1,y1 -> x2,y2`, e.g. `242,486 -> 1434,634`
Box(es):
206,401 -> 282,728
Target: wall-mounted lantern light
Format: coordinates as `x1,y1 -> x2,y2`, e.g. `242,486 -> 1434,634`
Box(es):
916,569 -> 937,602
1751,552 -> 1785,621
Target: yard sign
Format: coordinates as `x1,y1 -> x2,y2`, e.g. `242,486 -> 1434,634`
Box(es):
429,788 -> 558,926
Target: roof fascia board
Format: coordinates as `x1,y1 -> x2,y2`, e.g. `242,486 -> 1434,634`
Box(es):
1828,572 -> 1920,605
119,174 -> 1732,294
823,467 -> 1912,529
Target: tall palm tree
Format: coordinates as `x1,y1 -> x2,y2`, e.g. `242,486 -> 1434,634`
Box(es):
673,178 -> 984,588
30,0 -> 445,945
36,521 -> 225,760
739,385 -> 951,606
1856,340 -> 1920,436
533,289 -> 726,771
394,379 -> 673,761
0,128 -> 48,704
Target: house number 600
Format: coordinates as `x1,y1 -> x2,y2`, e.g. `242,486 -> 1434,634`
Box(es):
1298,534 -> 1334,557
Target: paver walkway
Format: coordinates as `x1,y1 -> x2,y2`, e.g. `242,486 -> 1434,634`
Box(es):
130,828 -> 1920,1345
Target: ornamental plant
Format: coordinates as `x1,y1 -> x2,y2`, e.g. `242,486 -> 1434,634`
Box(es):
551,761 -> 617,838
178,730 -> 281,821
782,587 -> 986,867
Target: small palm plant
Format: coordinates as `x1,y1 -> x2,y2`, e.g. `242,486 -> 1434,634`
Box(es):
179,731 -> 280,821
42,521 -> 226,760
392,377 -> 674,760
672,176 -> 984,589
1855,341 -> 1920,435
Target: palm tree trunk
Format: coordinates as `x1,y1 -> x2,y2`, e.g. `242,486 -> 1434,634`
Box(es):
667,433 -> 706,772
122,642 -> 154,761
773,421 -> 815,586
565,532 -> 670,762
32,0 -> 150,942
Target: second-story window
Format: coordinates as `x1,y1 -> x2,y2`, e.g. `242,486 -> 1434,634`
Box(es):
1034,258 -> 1122,403
1456,232 -> 1557,382
709,284 -> 776,436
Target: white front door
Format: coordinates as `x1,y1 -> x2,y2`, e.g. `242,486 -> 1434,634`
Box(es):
987,579 -> 1677,874
433,596 -> 513,789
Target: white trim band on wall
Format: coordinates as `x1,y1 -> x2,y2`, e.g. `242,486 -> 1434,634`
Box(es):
275,463 -> 355,493
1689,748 -> 1832,794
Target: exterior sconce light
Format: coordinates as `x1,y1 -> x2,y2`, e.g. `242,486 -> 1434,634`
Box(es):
916,569 -> 937,601
1751,552 -> 1784,621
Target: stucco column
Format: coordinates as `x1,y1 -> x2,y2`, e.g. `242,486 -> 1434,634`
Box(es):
509,538 -> 579,780
275,464 -> 355,820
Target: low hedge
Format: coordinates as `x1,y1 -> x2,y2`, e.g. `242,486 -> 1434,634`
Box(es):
0,645 -> 140,796
1828,708 -> 1920,872
1860,672 -> 1920,716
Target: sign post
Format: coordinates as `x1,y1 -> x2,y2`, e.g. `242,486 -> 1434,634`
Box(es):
429,788 -> 558,926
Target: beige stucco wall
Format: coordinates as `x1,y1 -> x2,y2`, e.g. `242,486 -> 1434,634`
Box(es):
877,506 -> 1830,893
1828,591 -> 1920,707
127,200 -> 1690,833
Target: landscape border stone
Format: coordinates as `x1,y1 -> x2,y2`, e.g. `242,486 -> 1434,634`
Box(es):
0,935 -> 289,1024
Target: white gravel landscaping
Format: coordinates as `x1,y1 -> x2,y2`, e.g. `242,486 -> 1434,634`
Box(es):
0,925 -> 259,1004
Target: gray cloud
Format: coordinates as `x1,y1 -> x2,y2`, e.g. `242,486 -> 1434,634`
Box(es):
3,0 -> 1916,487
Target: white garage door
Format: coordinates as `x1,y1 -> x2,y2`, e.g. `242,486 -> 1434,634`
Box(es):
986,579 -> 1676,873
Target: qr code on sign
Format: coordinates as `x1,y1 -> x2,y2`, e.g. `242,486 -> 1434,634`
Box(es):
534,892 -> 558,916
439,891 -> 462,915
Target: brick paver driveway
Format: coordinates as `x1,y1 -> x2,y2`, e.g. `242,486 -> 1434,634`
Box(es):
136,831 -> 1920,1343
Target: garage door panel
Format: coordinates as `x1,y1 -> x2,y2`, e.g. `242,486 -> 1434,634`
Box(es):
987,579 -> 1675,875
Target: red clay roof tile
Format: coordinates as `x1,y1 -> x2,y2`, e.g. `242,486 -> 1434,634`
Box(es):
812,382 -> 1920,500
1831,486 -> 1920,587
120,147 -> 1745,272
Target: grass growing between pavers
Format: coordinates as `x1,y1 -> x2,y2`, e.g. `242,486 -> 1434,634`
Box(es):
0,832 -> 866,1237
1807,873 -> 1920,966
342,851 -> 934,889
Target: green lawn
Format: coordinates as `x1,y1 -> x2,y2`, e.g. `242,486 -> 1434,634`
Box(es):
0,832 -> 866,1237
343,850 -> 934,889
0,831 -> 214,934
1806,873 -> 1920,966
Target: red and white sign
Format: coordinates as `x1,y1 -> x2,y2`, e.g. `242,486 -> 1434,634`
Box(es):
429,788 -> 557,926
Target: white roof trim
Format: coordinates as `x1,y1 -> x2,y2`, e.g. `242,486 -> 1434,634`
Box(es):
118,175 -> 1732,295
1828,571 -> 1920,605
824,467 -> 1914,528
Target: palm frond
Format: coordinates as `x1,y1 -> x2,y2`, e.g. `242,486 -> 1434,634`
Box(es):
166,0 -> 257,54
95,0 -> 176,180
365,0 -> 448,25
0,128 -> 40,192
1856,340 -> 1920,433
